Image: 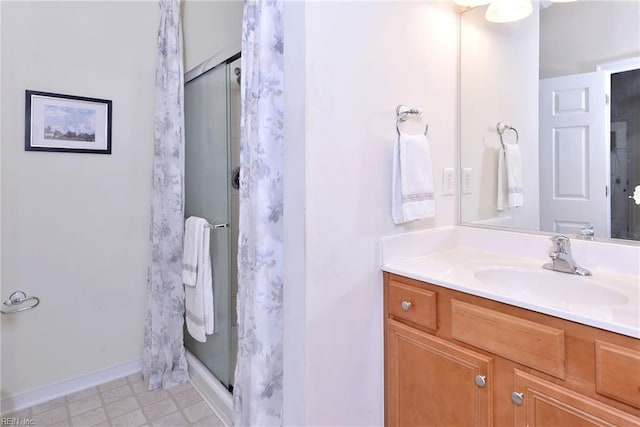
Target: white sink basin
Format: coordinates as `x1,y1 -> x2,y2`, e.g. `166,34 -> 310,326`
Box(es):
473,267 -> 629,306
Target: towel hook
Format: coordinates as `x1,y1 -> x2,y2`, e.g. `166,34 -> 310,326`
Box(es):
496,122 -> 518,150
396,105 -> 428,136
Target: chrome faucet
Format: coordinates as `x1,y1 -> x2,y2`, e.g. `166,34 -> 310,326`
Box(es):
543,235 -> 591,276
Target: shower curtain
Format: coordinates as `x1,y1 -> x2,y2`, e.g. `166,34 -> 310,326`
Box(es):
233,0 -> 284,424
142,0 -> 189,390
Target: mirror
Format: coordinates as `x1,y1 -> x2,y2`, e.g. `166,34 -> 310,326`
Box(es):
459,1 -> 640,242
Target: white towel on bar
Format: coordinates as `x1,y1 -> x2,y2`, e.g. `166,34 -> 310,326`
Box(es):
183,216 -> 214,343
497,144 -> 523,210
392,132 -> 435,224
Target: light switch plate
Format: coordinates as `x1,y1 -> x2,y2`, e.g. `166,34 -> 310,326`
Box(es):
462,168 -> 472,194
443,168 -> 454,196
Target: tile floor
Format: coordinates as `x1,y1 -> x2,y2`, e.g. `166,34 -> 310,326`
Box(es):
2,374 -> 226,427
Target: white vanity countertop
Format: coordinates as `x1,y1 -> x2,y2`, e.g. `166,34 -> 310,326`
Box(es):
381,227 -> 640,339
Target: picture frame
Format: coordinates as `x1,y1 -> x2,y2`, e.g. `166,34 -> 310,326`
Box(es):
25,90 -> 112,154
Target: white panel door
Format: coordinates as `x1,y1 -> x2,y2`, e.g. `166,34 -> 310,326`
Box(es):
539,71 -> 609,238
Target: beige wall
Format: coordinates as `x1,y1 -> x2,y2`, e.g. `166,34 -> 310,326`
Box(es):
0,0 -> 242,400
0,1 -> 157,398
283,2 -> 458,425
183,0 -> 243,71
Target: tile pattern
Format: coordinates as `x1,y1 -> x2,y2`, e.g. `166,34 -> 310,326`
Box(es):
1,375 -> 226,427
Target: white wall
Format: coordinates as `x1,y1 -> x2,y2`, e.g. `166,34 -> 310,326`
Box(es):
283,2 -> 458,425
459,5 -> 540,231
540,1 -> 640,78
0,1 -> 158,398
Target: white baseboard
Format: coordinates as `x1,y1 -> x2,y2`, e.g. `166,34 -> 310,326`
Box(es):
186,351 -> 233,426
1,358 -> 142,415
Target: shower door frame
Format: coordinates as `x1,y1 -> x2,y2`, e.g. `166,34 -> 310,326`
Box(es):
183,47 -> 241,392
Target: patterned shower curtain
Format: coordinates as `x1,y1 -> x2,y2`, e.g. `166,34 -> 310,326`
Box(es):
233,0 -> 284,425
142,0 -> 189,391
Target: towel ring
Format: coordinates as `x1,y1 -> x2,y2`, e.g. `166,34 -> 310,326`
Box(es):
1,291 -> 40,315
496,122 -> 518,150
396,104 -> 428,136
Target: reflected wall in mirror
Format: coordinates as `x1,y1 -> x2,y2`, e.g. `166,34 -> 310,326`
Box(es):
459,1 -> 640,241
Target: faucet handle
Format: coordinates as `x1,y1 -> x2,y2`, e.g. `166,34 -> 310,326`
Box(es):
578,226 -> 595,240
550,235 -> 571,253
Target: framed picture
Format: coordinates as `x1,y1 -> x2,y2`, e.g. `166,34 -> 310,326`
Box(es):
25,90 -> 112,154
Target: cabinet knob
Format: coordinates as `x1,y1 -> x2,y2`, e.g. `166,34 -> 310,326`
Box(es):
401,301 -> 412,311
474,375 -> 487,388
511,391 -> 524,406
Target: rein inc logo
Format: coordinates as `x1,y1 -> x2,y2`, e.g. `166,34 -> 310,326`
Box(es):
0,418 -> 34,425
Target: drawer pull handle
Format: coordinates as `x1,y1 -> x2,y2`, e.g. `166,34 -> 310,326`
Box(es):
474,375 -> 487,388
401,301 -> 412,311
511,391 -> 524,406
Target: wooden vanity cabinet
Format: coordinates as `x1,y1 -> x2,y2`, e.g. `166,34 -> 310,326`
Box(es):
384,272 -> 640,427
386,320 -> 493,427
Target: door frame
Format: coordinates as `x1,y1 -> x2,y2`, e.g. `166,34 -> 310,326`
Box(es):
610,121 -> 629,238
598,56 -> 640,240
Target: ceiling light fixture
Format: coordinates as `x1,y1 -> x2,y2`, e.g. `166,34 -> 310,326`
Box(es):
485,0 -> 533,23
453,0 -> 492,7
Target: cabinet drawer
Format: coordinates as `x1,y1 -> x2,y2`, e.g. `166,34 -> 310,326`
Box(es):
595,339 -> 640,409
452,300 -> 565,379
388,280 -> 437,330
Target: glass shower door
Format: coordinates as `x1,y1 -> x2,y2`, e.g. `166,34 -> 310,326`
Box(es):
183,61 -> 233,390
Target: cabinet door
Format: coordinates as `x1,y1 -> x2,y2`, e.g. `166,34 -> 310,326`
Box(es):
513,369 -> 640,427
386,320 -> 493,427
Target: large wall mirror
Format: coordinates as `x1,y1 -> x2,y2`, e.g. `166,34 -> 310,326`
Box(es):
459,1 -> 640,242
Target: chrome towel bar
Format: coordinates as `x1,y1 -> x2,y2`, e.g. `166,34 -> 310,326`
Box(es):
204,222 -> 229,229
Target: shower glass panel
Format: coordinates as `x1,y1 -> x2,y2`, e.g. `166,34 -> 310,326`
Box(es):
183,53 -> 240,391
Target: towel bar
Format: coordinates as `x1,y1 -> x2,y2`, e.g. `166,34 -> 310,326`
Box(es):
1,291 -> 40,315
205,222 -> 229,229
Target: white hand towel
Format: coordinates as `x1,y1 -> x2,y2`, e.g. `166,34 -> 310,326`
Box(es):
183,216 -> 214,343
497,144 -> 524,210
505,144 -> 523,208
392,133 -> 435,224
497,149 -> 508,211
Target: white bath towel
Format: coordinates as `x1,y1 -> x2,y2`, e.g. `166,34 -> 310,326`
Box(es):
183,216 -> 214,343
497,144 -> 523,210
392,133 -> 435,224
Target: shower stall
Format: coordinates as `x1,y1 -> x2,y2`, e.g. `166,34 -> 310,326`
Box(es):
183,50 -> 240,400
